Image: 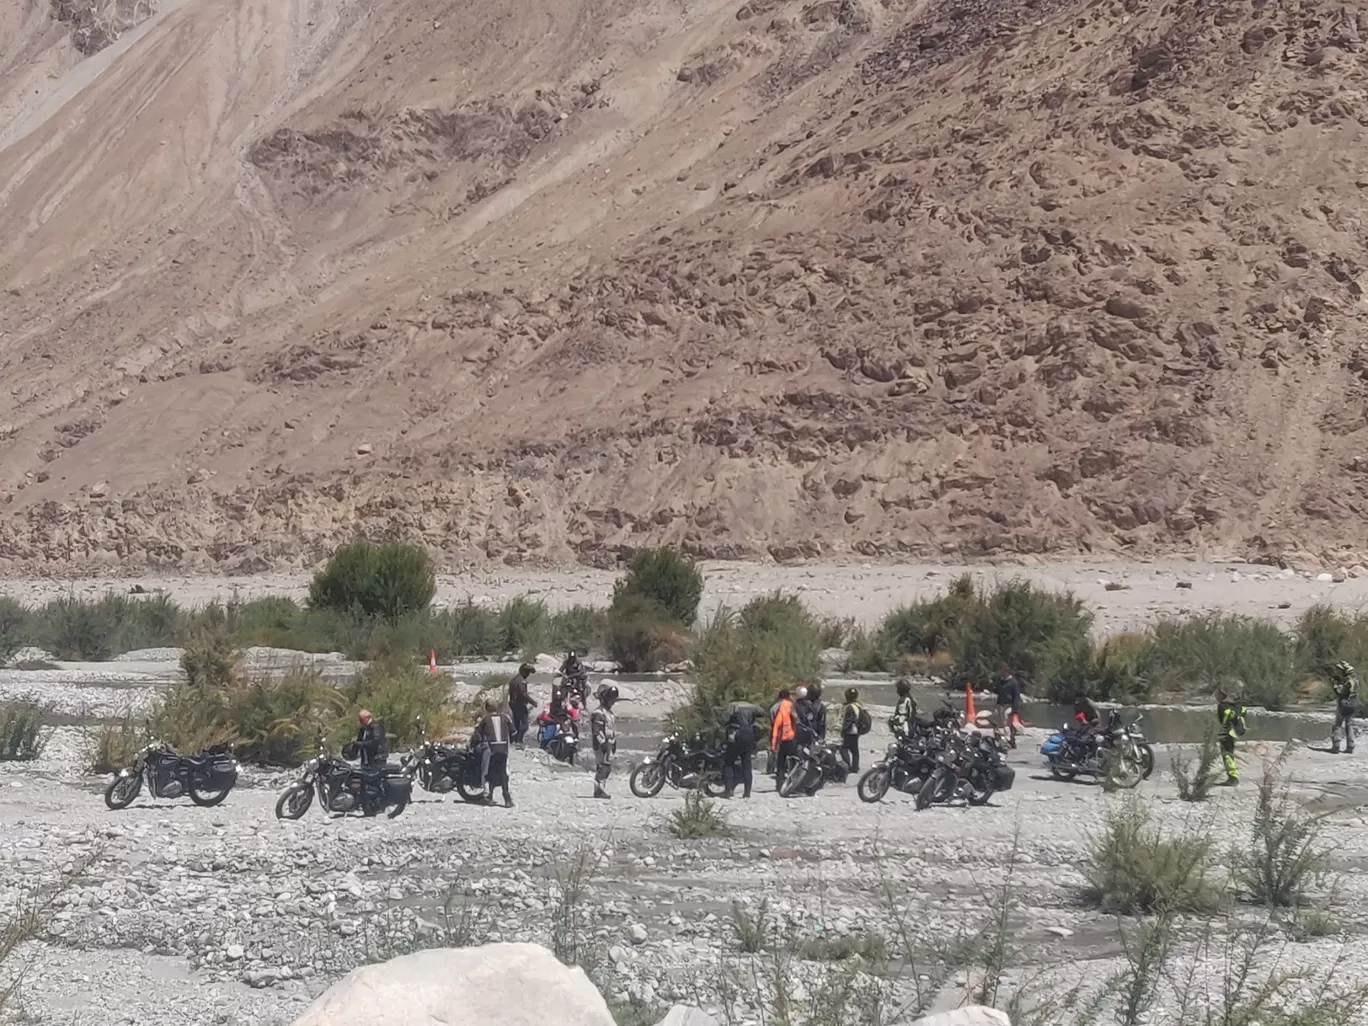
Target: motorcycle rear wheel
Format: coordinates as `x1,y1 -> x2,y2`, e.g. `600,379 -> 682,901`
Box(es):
189,778 -> 231,807
915,768 -> 946,810
1050,763 -> 1078,781
1138,743 -> 1155,780
386,794 -> 408,819
857,766 -> 891,804
700,772 -> 726,798
275,785 -> 314,820
630,762 -> 666,798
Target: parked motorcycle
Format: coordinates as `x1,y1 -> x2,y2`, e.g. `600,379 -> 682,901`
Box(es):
630,731 -> 727,798
857,734 -> 943,803
402,734 -> 486,804
1115,712 -> 1155,779
1040,712 -> 1143,788
275,740 -> 412,820
778,740 -> 850,798
536,712 -> 580,765
915,730 -> 1014,810
104,742 -> 239,810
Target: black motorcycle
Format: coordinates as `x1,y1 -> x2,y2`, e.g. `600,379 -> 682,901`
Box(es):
778,739 -> 849,798
275,741 -> 411,820
857,735 -> 941,803
104,742 -> 238,810
916,730 -> 1014,810
630,731 -> 726,797
536,713 -> 580,765
402,738 -> 486,804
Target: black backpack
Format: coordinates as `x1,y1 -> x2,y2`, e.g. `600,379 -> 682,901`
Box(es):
856,706 -> 873,736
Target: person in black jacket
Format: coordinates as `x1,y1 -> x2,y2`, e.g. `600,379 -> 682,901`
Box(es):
352,709 -> 388,769
793,686 -> 816,743
721,701 -> 761,799
995,668 -> 1024,748
840,687 -> 863,772
507,663 -> 535,747
473,698 -> 514,807
808,684 -> 828,743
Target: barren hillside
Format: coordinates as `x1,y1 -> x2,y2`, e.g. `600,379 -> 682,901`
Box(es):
0,0 -> 1365,573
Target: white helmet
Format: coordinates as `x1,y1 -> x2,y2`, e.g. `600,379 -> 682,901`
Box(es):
795,686 -> 809,700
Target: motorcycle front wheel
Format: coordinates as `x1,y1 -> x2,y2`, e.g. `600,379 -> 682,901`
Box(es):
630,761 -> 666,798
104,774 -> 142,810
1138,743 -> 1155,780
778,760 -> 808,798
700,771 -> 726,798
857,766 -> 891,804
275,785 -> 314,820
455,776 -> 485,803
386,794 -> 408,819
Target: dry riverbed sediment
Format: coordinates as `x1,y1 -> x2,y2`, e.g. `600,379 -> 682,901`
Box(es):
3,669 -> 1368,1025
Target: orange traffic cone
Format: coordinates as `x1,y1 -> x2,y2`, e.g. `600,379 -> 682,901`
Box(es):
429,649 -> 437,674
964,683 -> 976,723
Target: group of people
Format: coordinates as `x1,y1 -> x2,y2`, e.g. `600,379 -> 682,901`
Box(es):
715,682 -> 875,798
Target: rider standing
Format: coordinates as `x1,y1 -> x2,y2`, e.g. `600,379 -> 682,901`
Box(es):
1329,661 -> 1359,754
1216,685 -> 1248,785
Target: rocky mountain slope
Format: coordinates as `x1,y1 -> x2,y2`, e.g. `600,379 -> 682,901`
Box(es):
0,0 -> 1365,572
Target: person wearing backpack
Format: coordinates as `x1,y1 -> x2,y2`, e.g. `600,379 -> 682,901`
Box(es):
840,687 -> 872,772
1329,660 -> 1359,754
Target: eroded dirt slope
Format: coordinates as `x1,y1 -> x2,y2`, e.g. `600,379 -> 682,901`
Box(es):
0,0 -> 1365,572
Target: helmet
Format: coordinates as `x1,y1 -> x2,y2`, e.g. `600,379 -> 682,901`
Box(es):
844,687 -> 858,702
597,684 -> 619,705
809,683 -> 823,700
895,678 -> 911,697
1333,660 -> 1354,680
795,686 -> 809,700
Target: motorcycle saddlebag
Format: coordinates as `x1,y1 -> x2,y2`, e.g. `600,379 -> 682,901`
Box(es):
1039,732 -> 1065,757
994,764 -> 1016,792
205,755 -> 238,790
385,771 -> 413,804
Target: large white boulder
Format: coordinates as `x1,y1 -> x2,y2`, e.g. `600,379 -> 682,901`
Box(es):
290,943 -> 616,1026
906,1007 -> 1011,1026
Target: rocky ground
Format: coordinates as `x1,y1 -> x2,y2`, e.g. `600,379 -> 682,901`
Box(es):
4,660 -> 1368,1026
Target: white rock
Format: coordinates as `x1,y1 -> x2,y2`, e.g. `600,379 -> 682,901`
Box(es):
906,1008 -> 1012,1026
225,944 -> 245,960
290,943 -> 616,1026
629,923 -> 648,945
654,1006 -> 720,1026
1317,573 -> 1335,583
1044,926 -> 1073,938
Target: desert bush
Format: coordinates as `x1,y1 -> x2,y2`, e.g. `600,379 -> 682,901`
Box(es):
148,683 -> 237,756
949,578 -> 1094,691
793,932 -> 887,967
433,601 -> 502,658
0,598 -> 26,665
604,594 -> 686,673
1084,797 -> 1223,915
1237,759 -> 1330,908
30,592 -> 181,660
673,593 -> 822,737
334,660 -> 459,752
1171,726 -> 1224,802
550,604 -> 609,656
227,669 -> 344,765
308,540 -> 437,619
1294,604 -> 1368,689
667,790 -> 731,839
613,546 -> 704,627
731,900 -> 771,953
1148,613 -> 1300,710
0,703 -> 50,761
180,630 -> 238,688
88,708 -> 146,774
494,596 -> 554,658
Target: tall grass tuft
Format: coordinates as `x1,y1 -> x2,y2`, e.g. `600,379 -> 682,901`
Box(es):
1084,797 -> 1223,915
0,703 -> 50,761
1171,726 -> 1224,802
1237,758 -> 1330,908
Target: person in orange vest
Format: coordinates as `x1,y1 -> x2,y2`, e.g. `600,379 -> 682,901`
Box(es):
770,688 -> 797,785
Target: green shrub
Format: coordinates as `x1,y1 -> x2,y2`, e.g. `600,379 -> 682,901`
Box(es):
730,899 -> 771,953
1294,604 -> 1368,690
0,598 -> 27,665
88,709 -> 146,773
334,660 -> 459,752
1171,727 -> 1224,802
667,790 -> 730,839
28,592 -> 183,660
613,547 -> 704,627
149,684 -> 236,756
604,594 -> 685,673
495,596 -> 553,658
549,605 -> 608,656
1084,797 -> 1223,915
950,579 -> 1094,692
672,593 -> 822,737
180,631 -> 239,688
1148,614 -> 1300,710
793,932 -> 887,967
308,540 -> 437,619
0,703 -> 50,761
226,669 -> 343,764
1238,760 -> 1330,908
434,602 -> 501,659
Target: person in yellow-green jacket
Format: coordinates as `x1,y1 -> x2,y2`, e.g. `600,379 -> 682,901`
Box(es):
1215,685 -> 1248,785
